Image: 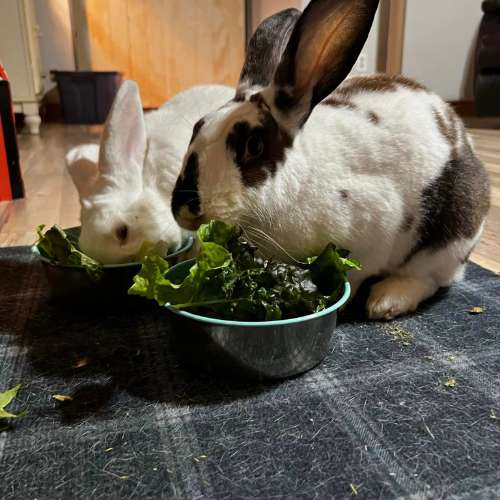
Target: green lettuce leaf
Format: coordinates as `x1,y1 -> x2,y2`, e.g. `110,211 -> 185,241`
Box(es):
129,235 -> 233,307
198,219 -> 240,246
36,225 -> 103,280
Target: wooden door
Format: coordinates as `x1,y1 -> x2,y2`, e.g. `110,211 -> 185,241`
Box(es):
71,0 -> 245,108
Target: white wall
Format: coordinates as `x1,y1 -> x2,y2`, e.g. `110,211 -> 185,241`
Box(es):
34,0 -> 75,93
402,0 -> 483,101
255,0 -> 380,75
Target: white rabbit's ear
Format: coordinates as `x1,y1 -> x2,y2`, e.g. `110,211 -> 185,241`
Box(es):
267,0 -> 379,131
237,8 -> 301,95
66,144 -> 100,199
99,80 -> 146,177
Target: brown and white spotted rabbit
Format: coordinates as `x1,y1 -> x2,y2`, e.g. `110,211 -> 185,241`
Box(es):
171,0 -> 491,319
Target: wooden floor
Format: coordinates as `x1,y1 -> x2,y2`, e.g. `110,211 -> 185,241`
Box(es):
0,124 -> 102,247
1,123 -> 499,272
467,129 -> 500,272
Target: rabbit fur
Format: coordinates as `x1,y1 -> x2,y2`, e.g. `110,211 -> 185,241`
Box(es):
66,81 -> 234,264
171,0 -> 490,320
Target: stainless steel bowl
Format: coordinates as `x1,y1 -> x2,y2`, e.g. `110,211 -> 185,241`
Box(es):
31,226 -> 194,306
164,259 -> 351,380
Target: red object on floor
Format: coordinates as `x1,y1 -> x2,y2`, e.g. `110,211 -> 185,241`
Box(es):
0,63 -> 24,201
0,116 -> 12,200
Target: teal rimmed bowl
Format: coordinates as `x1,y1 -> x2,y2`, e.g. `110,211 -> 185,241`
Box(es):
31,226 -> 194,306
164,259 -> 351,379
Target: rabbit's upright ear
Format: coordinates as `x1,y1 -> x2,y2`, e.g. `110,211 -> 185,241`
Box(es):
99,80 -> 146,178
66,144 -> 100,199
267,0 -> 379,130
237,8 -> 301,95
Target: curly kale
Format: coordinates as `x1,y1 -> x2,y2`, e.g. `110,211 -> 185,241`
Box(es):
129,220 -> 361,321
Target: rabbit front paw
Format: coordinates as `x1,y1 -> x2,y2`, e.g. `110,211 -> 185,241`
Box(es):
366,275 -> 437,321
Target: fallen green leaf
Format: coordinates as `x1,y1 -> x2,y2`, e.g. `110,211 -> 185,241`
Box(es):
0,385 -> 24,419
383,324 -> 414,346
443,377 -> 457,388
468,306 -> 485,315
73,357 -> 89,369
52,394 -> 73,402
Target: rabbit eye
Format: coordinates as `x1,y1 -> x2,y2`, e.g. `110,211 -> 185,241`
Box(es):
115,224 -> 128,243
245,133 -> 264,159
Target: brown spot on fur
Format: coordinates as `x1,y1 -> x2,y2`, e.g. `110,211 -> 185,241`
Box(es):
322,97 -> 358,111
226,108 -> 292,188
322,98 -> 380,125
339,189 -> 349,199
368,111 -> 380,124
404,141 -> 490,263
336,75 -> 427,98
433,105 -> 462,160
401,214 -> 415,232
393,75 -> 428,91
434,108 -> 449,141
338,75 -> 397,94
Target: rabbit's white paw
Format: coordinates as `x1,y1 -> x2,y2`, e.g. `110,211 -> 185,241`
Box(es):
366,275 -> 437,321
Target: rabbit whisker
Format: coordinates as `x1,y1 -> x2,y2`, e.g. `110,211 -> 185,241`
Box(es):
176,113 -> 196,129
242,224 -> 306,266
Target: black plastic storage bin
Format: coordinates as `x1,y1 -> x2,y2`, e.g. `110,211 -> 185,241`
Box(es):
53,71 -> 122,124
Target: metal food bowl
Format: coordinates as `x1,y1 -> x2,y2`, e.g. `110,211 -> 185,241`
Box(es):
164,259 -> 351,380
31,226 -> 194,306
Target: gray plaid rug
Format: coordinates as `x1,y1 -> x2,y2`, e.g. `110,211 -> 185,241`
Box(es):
0,246 -> 499,500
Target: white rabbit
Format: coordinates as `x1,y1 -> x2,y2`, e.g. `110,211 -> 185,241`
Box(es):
171,0 -> 490,320
66,80 -> 233,264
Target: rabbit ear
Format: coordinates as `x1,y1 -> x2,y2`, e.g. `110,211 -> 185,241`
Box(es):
237,8 -> 301,95
268,0 -> 379,130
99,80 -> 146,177
66,144 -> 100,199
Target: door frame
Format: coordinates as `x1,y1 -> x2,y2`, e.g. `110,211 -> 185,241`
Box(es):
377,0 -> 407,75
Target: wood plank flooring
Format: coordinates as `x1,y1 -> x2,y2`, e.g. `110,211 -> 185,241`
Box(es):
467,129 -> 500,272
1,123 -> 499,273
0,124 -> 101,246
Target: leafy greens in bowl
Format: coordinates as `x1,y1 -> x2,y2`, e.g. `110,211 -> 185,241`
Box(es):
34,225 -> 193,277
129,220 -> 360,322
32,225 -> 194,305
35,225 -> 103,279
